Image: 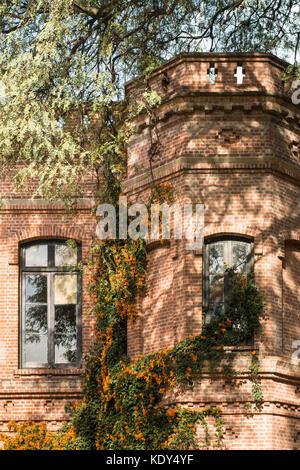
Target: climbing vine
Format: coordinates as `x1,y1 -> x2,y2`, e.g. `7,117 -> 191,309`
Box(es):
42,169 -> 262,450
0,85 -> 265,451
0,178 -> 265,451
0,421 -> 78,450
64,229 -> 265,450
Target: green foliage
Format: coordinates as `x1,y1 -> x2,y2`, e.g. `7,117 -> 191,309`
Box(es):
0,176 -> 265,450
249,353 -> 263,407
0,0 -> 283,451
65,236 -> 265,450
0,421 -> 77,450
0,1 -> 298,206
221,268 -> 264,344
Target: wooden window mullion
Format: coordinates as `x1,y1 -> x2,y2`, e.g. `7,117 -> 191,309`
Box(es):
48,273 -> 54,367
76,273 -> 82,366
203,243 -> 208,309
21,274 -> 25,367
223,241 -> 229,309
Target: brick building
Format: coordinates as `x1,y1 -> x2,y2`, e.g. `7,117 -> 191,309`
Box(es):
124,53 -> 300,449
0,52 -> 300,449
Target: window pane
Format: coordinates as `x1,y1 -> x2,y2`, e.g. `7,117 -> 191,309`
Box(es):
208,243 -> 224,273
24,305 -> 48,364
54,305 -> 77,363
204,239 -> 253,324
55,243 -> 77,267
25,244 -> 48,267
25,305 -> 47,335
24,333 -> 48,363
54,274 -> 77,305
25,274 -> 47,304
232,242 -> 248,272
209,274 -> 224,303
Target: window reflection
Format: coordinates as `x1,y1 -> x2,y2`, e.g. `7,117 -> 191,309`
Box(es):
54,305 -> 77,363
25,244 -> 48,267
204,238 -> 253,321
24,334 -> 48,363
21,240 -> 81,367
25,305 -> 48,336
232,242 -> 248,273
54,275 -> 77,305
24,275 -> 48,363
55,243 -> 77,267
25,275 -> 47,304
208,242 -> 224,274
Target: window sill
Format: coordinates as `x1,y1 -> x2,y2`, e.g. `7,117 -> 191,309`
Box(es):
220,345 -> 257,353
208,345 -> 256,352
14,368 -> 84,377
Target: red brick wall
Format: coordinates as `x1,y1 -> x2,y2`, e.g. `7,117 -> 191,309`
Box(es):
0,52 -> 299,449
283,241 -> 300,358
0,204 -> 96,430
124,53 -> 300,449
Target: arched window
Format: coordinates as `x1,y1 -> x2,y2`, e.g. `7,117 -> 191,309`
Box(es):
20,240 -> 82,368
203,236 -> 254,323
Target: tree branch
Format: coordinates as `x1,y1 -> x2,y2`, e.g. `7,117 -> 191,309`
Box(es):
73,1 -> 100,17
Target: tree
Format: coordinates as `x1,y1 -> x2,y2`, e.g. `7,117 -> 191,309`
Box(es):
0,0 -> 299,205
0,0 -> 295,450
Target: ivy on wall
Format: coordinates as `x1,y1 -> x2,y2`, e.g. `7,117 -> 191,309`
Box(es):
73,237 -> 264,450
0,71 -> 266,449
0,181 -> 265,450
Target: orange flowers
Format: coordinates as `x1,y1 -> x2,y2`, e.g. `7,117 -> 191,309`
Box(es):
0,421 -> 76,450
166,409 -> 177,418
134,431 -> 144,441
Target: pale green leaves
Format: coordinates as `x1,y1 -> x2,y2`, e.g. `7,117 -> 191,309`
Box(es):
0,0 -> 298,207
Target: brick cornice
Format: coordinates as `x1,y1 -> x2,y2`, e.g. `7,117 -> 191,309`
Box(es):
122,154 -> 300,193
13,368 -> 84,376
0,391 -> 82,399
130,94 -> 300,136
0,197 -> 94,212
125,52 -> 289,93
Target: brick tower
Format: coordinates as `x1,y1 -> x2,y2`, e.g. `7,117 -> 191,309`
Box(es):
124,53 -> 300,449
